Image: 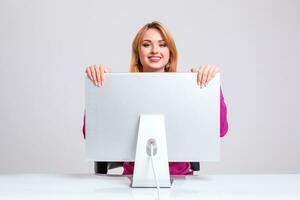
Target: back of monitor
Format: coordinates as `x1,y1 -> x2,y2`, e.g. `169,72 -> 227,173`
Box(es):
85,73 -> 220,162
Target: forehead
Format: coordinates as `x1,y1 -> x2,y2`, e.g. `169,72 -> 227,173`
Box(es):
142,28 -> 164,41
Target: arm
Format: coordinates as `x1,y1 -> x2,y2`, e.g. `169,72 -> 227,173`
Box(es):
220,87 -> 229,137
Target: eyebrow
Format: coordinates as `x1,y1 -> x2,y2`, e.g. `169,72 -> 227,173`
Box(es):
142,40 -> 166,42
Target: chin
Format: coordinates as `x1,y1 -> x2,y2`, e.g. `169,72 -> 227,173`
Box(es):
148,64 -> 166,70
148,67 -> 165,72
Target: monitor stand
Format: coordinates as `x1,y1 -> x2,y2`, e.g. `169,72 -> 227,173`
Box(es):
131,114 -> 172,188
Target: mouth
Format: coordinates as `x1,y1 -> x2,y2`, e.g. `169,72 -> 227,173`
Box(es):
148,56 -> 161,62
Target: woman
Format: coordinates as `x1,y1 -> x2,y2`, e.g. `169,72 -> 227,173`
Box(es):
83,21 -> 228,175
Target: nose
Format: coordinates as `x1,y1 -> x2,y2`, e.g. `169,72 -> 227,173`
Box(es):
151,44 -> 159,53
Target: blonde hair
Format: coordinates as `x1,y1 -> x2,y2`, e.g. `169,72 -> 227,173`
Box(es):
129,21 -> 178,72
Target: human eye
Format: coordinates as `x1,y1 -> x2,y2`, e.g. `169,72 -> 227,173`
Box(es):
142,43 -> 151,47
159,42 -> 167,47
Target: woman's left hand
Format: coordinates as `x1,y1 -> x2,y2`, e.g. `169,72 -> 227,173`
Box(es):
191,65 -> 220,88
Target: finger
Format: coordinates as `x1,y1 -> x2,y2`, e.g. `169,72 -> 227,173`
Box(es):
206,65 -> 216,85
201,65 -> 210,87
198,65 -> 206,87
197,69 -> 201,86
190,67 -> 198,85
190,67 -> 197,72
90,65 -> 97,86
94,65 -> 100,86
211,65 -> 220,80
104,66 -> 111,73
100,65 -> 105,86
86,66 -> 93,81
97,65 -> 102,86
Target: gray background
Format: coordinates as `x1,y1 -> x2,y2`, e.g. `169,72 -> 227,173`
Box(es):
0,0 -> 299,174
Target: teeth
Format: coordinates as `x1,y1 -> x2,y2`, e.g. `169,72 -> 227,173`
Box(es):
149,57 -> 161,61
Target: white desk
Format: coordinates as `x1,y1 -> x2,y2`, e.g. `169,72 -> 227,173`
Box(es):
0,174 -> 299,200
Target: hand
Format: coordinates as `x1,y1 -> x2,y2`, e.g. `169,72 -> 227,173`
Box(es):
85,64 -> 112,86
191,65 -> 220,88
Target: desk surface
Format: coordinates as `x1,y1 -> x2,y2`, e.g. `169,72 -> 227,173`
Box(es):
0,174 -> 299,200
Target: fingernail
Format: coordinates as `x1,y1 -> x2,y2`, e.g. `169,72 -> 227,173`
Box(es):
101,81 -> 104,86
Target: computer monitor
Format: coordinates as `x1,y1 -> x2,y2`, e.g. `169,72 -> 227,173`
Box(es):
85,73 -> 220,187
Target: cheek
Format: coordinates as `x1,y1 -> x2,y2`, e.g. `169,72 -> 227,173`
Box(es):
163,49 -> 170,60
139,49 -> 149,59
138,50 -> 146,63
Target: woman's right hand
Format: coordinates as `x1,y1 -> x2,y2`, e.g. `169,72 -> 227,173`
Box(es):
85,64 -> 112,86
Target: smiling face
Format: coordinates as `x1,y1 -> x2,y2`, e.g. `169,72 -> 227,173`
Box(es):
138,28 -> 170,72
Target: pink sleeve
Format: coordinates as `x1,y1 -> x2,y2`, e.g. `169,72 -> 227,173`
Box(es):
82,112 -> 86,139
220,87 -> 229,137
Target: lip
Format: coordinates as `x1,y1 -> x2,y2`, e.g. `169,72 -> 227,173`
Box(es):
148,56 -> 161,62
